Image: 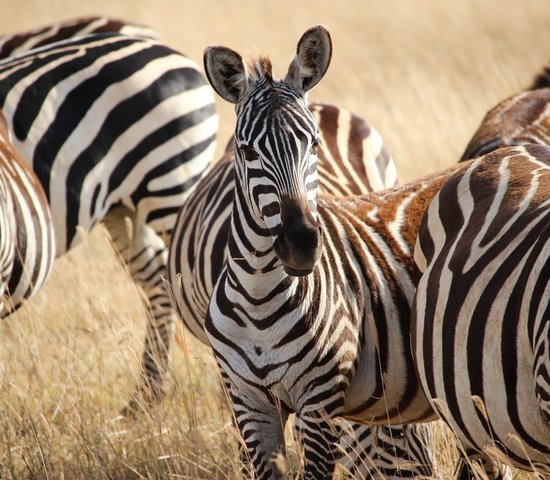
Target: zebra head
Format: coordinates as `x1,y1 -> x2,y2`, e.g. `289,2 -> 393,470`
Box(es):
204,25 -> 332,276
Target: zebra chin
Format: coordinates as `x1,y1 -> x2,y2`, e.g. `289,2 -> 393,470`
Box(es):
282,263 -> 316,277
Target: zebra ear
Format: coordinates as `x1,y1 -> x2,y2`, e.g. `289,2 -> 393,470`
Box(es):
204,46 -> 247,104
285,25 -> 332,94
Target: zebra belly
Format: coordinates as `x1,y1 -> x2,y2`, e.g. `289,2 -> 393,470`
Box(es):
342,321 -> 435,425
343,348 -> 435,425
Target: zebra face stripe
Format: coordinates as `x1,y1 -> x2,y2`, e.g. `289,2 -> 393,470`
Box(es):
233,81 -> 323,275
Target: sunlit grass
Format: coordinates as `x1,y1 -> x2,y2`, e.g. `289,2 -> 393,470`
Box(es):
1,1 -> 550,478
1,228 -> 542,479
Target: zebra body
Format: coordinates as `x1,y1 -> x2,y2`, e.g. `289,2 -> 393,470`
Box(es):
413,145 -> 550,476
0,16 -> 159,59
167,102 -> 437,478
0,31 -> 218,403
200,26 -> 448,479
0,111 -> 55,316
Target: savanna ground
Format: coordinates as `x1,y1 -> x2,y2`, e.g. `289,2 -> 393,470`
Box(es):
0,0 -> 549,478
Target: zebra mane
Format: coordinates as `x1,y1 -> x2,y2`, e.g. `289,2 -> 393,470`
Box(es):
246,56 -> 274,84
530,64 -> 550,90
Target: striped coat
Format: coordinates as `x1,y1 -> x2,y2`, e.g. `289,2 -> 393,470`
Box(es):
0,110 -> 55,316
198,26 -> 456,479
168,102 -> 396,344
413,145 -> 550,476
462,87 -> 550,161
0,29 -> 218,405
0,16 -> 159,59
166,102 -> 438,478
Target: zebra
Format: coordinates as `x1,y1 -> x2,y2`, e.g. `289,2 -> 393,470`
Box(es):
0,31 -> 218,406
412,144 -> 550,478
198,25 -> 466,479
461,62 -> 550,162
0,16 -> 160,60
0,110 -> 55,316
167,101 -> 436,478
461,88 -> 550,161
168,102 -> 396,344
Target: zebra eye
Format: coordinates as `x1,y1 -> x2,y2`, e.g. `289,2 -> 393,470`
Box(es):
240,144 -> 259,161
310,138 -> 321,155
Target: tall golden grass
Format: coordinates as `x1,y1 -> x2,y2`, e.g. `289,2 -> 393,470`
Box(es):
0,1 -> 549,478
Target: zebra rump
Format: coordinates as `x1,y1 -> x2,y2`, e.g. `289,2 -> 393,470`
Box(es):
413,144 -> 550,476
0,29 -> 218,404
0,110 -> 55,316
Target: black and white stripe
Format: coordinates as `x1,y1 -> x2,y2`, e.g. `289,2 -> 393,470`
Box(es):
196,26 -> 452,479
336,423 -> 435,479
461,87 -> 550,161
167,101 -> 437,478
0,110 -> 55,316
413,145 -> 550,477
0,16 -> 159,60
0,30 -> 218,404
168,102 -> 396,345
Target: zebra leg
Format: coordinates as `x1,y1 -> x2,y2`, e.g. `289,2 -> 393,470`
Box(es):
229,391 -> 289,480
216,369 -> 254,478
336,422 -> 437,479
296,409 -> 342,480
103,205 -> 175,410
455,449 -> 512,480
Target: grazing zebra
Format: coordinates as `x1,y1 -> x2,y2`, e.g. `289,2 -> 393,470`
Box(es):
461,87 -> 550,161
0,32 -> 218,405
412,145 -> 550,478
0,110 -> 55,316
198,25 -> 460,479
461,61 -> 550,162
0,16 -> 159,59
167,102 -> 436,478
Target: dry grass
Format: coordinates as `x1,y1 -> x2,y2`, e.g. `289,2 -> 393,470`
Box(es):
0,1 -> 549,478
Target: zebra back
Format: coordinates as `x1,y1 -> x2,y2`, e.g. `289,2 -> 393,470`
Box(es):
310,102 -> 396,195
0,16 -> 160,59
413,144 -> 550,476
0,111 -> 55,315
461,88 -> 550,161
0,32 -> 218,254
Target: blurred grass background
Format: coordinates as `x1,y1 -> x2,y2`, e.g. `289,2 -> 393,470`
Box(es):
1,0 -> 549,478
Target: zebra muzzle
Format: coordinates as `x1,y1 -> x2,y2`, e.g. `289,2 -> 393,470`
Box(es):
273,197 -> 323,276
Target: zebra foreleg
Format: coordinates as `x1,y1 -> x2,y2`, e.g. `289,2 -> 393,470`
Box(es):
103,205 -> 176,411
295,408 -> 342,480
230,390 -> 289,480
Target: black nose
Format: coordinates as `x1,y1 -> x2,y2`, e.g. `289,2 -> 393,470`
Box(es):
273,197 -> 323,276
